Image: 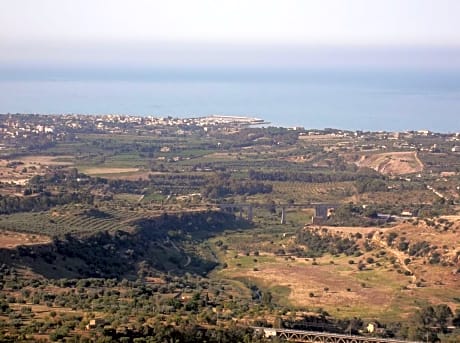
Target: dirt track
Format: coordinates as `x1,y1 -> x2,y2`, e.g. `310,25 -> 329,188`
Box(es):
371,234 -> 417,286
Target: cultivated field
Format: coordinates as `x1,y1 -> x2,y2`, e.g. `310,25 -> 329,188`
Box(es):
271,181 -> 355,203
80,167 -> 140,176
0,204 -> 141,237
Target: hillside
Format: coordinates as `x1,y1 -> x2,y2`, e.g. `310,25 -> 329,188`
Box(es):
0,211 -> 247,279
355,151 -> 424,175
212,217 -> 460,322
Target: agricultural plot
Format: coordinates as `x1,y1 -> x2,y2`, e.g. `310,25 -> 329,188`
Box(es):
353,189 -> 439,206
0,155 -> 74,182
271,181 -> 355,203
0,204 -> 143,237
15,155 -> 75,167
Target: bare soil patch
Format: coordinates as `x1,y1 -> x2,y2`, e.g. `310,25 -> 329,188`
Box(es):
355,151 -> 423,175
313,225 -> 388,235
0,230 -> 51,249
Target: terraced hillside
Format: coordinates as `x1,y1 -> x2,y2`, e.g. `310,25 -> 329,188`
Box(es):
0,210 -> 246,279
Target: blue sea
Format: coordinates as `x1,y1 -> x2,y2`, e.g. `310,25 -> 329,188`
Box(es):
1,67 -> 459,132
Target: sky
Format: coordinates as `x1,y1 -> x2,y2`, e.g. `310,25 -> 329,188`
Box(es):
1,0 -> 460,69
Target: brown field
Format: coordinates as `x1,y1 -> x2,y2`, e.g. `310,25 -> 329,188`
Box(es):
299,134 -> 352,142
80,167 -> 140,175
316,225 -> 387,235
284,155 -> 316,163
355,151 -> 423,175
221,254 -> 412,320
17,155 -> 75,166
0,230 -> 51,249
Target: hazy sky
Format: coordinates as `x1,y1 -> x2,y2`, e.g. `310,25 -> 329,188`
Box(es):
1,0 -> 460,69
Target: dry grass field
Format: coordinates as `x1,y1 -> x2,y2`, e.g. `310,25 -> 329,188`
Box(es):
80,167 -> 140,176
214,219 -> 460,322
16,155 -> 75,166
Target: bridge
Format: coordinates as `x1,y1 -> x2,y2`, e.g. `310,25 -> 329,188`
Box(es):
252,327 -> 421,343
216,202 -> 338,224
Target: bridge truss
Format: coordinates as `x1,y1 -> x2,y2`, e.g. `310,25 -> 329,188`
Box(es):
252,327 -> 420,343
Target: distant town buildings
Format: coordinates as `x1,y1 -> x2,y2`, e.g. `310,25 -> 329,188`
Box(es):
1,113 -> 459,158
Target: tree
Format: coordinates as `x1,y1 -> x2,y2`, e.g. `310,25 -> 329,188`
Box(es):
410,304 -> 454,341
262,291 -> 272,306
434,304 -> 453,330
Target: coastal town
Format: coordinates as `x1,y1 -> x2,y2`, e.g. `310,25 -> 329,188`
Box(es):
1,113 -> 460,152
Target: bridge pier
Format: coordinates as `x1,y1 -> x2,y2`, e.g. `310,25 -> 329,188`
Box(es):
248,205 -> 253,221
217,202 -> 339,225
281,207 -> 286,224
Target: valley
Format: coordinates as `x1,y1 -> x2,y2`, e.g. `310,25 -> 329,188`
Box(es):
0,113 -> 459,342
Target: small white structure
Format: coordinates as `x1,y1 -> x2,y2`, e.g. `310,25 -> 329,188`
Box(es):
262,328 -> 277,338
